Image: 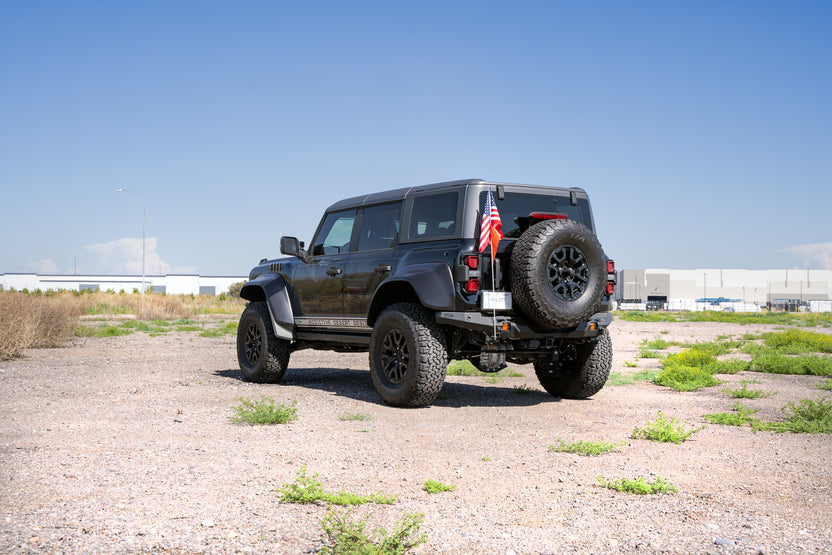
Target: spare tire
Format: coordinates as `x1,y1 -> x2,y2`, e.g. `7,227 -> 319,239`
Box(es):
510,219 -> 606,328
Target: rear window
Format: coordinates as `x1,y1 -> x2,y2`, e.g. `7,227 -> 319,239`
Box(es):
482,192 -> 592,238
408,192 -> 458,239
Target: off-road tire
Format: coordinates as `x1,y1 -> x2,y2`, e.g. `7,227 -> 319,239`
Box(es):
369,303 -> 448,407
534,330 -> 612,399
237,302 -> 290,383
510,219 -> 606,328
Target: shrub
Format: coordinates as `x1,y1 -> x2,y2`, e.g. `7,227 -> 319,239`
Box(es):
663,348 -> 716,368
762,330 -> 832,353
320,508 -> 426,555
704,359 -> 751,375
759,397 -> 832,434
227,281 -> 246,299
632,412 -> 704,443
0,292 -> 82,360
751,354 -> 832,376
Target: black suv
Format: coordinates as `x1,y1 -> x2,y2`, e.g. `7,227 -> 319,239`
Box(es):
237,179 -> 615,407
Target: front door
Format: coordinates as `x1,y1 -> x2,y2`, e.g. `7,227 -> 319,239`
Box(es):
292,209 -> 356,320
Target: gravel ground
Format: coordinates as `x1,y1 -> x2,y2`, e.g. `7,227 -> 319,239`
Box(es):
1,318 -> 831,554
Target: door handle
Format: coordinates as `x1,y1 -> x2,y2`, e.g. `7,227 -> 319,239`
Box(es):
326,267 -> 342,277
374,264 -> 392,274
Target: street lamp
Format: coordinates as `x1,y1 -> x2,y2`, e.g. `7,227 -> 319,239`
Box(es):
116,188 -> 146,294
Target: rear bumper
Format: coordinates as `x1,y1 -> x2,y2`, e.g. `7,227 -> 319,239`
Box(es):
435,311 -> 613,339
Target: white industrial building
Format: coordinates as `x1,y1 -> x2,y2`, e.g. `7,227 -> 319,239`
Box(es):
3,269 -> 831,312
0,273 -> 246,296
617,268 -> 832,312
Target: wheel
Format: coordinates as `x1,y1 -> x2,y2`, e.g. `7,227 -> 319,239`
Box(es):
510,219 -> 606,328
236,302 -> 290,383
534,330 -> 612,399
369,303 -> 448,407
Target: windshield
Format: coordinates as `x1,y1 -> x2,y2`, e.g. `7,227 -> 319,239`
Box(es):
481,191 -> 593,238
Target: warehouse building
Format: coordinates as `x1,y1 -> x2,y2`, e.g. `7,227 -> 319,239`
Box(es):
617,269 -> 832,312
0,273 -> 246,296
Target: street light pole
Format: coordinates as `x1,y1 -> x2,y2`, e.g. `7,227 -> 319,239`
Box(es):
116,188 -> 146,294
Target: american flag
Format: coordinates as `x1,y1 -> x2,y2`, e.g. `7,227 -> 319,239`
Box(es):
478,189 -> 503,260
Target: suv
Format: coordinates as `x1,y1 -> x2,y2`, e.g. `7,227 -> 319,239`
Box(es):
237,179 -> 615,407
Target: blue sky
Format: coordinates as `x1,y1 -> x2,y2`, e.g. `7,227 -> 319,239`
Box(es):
2,1 -> 830,277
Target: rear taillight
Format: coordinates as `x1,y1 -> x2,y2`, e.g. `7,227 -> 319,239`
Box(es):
606,259 -> 616,296
455,253 -> 482,295
465,279 -> 481,293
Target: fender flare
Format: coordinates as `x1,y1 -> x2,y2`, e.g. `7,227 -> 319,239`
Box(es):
369,263 -> 455,325
240,275 -> 295,340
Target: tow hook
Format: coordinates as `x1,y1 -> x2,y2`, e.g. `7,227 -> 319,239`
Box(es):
477,344 -> 507,373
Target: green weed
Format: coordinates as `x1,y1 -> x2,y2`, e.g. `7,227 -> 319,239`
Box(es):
751,354 -> 832,376
722,384 -> 773,399
816,378 -> 832,391
320,508 -> 426,555
653,365 -> 721,391
278,466 -> 396,506
632,412 -> 704,444
642,338 -> 672,350
624,360 -> 638,368
339,412 -> 372,422
758,397 -> 832,434
762,329 -> 832,353
549,439 -> 626,456
229,397 -> 297,425
597,475 -> 678,495
446,360 -> 479,376
607,369 -> 659,386
423,480 -> 455,494
702,402 -> 760,427
704,359 -> 751,375
513,384 -> 538,394
200,321 -> 238,337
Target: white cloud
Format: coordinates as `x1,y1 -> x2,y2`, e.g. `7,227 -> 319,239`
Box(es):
780,242 -> 832,270
85,237 -> 171,275
27,258 -> 59,273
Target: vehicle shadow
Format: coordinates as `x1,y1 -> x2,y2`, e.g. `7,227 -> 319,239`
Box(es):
213,367 -> 563,408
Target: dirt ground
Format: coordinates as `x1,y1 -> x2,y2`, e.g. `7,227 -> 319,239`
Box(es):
1,318 -> 831,554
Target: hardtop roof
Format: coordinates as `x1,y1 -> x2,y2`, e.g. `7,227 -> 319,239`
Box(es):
324,178 -> 587,212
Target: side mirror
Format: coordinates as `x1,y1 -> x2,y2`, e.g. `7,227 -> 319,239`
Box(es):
280,236 -> 301,257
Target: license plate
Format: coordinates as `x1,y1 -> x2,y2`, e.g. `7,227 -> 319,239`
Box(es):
481,291 -> 512,311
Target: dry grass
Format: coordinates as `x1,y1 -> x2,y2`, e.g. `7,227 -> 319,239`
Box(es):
0,290 -> 245,360
0,292 -> 84,360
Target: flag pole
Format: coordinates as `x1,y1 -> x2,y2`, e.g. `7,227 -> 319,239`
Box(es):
491,250 -> 497,340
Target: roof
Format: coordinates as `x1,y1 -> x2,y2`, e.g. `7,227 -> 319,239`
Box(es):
324,178 -> 587,212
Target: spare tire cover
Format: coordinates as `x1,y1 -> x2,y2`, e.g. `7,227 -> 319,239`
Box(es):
510,219 -> 606,328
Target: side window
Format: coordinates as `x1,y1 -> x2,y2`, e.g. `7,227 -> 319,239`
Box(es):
357,202 -> 402,252
408,192 -> 458,239
312,210 -> 356,255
